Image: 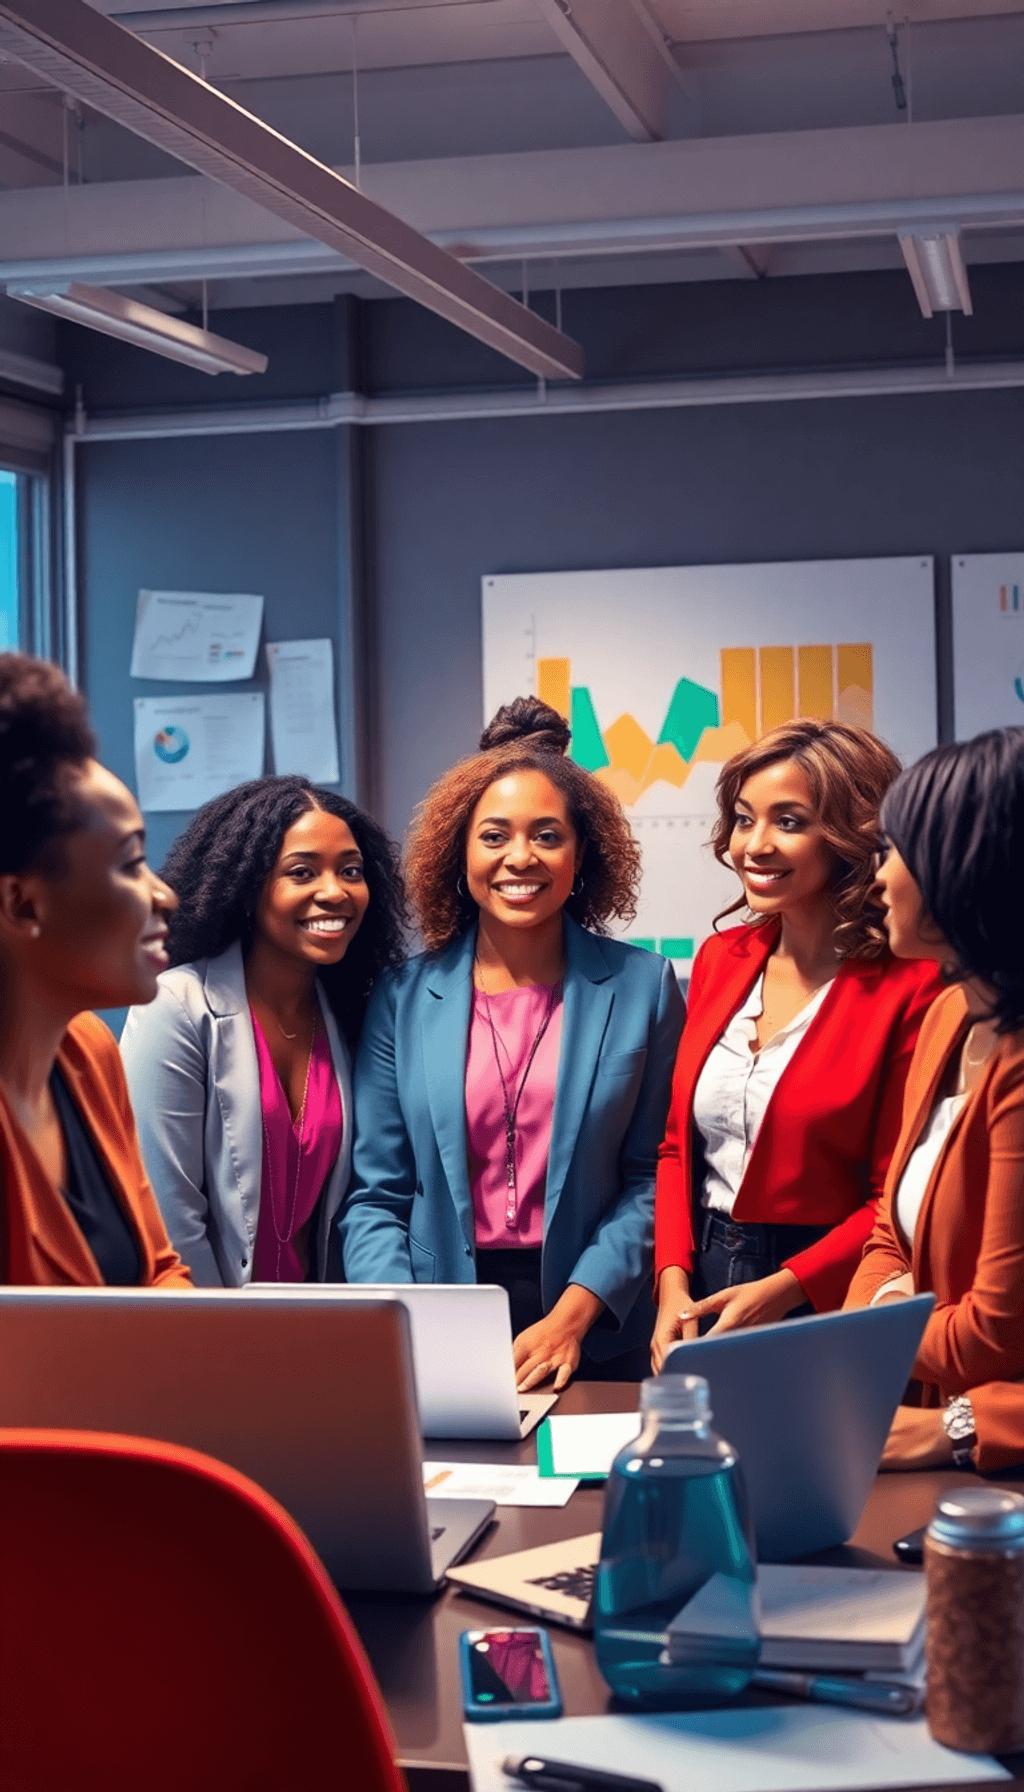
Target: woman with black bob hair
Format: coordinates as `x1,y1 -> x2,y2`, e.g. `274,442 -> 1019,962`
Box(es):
121,776 -> 405,1286
847,728 -> 1024,1471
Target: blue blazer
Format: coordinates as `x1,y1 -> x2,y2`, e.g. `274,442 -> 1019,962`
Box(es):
338,917 -> 685,1362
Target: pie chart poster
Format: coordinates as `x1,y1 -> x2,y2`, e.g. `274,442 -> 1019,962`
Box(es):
952,553 -> 1024,737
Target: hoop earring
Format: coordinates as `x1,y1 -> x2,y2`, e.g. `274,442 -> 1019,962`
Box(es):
571,874 -> 583,898
457,875 -> 468,899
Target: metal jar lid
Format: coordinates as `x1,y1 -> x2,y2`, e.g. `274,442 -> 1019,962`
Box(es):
927,1487 -> 1024,1550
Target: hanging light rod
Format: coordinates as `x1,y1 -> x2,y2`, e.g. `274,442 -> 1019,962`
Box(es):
6,280 -> 268,375
0,0 -> 583,383
113,0 -> 493,24
898,228 -> 973,319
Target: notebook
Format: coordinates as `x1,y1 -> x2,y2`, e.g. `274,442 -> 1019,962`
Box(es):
667,1566 -> 927,1673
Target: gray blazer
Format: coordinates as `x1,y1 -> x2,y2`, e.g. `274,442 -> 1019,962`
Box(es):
120,940 -> 353,1287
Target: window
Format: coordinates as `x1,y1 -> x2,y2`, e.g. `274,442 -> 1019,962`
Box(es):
0,469 -> 19,650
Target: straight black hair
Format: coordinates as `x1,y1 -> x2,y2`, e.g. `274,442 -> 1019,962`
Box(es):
880,727 -> 1024,1033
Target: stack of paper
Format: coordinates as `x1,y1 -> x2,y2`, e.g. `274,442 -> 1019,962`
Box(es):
536,1411 -> 641,1480
669,1566 -> 927,1674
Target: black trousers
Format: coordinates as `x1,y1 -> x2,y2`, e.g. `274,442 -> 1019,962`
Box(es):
475,1245 -> 653,1383
691,1210 -> 829,1316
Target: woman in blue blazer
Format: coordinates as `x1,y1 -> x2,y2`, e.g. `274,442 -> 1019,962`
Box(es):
339,698 -> 685,1387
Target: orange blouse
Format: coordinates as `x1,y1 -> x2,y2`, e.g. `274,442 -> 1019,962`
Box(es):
846,986 -> 1024,1472
0,1012 -> 192,1288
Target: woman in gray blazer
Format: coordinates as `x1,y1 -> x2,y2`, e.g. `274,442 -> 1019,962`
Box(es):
121,776 -> 406,1286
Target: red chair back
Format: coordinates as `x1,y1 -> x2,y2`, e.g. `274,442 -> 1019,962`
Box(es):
0,1428 -> 406,1791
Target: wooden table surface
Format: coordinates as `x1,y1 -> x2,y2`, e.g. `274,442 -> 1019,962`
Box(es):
344,1381 -> 1024,1792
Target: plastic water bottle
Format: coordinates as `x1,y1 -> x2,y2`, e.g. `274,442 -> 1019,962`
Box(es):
593,1374 -> 759,1706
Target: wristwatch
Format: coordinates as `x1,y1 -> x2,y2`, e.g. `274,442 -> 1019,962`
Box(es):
942,1395 -> 978,1468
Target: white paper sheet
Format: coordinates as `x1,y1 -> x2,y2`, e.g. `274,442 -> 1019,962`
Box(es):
266,638 -> 340,783
130,589 -> 264,682
134,693 -> 265,812
422,1462 -> 579,1509
464,1710 -> 1010,1792
538,1411 -> 641,1478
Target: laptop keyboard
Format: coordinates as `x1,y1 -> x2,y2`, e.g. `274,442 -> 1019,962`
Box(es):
527,1562 -> 596,1602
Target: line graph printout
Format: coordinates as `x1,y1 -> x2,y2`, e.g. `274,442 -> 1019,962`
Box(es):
483,560 -> 936,971
130,589 -> 264,682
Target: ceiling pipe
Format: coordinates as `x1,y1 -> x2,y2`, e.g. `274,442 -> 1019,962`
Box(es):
113,0 -> 494,24
0,0 -> 584,383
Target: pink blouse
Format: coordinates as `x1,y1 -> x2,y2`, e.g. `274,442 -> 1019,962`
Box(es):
251,1009 -> 343,1282
466,982 -> 563,1249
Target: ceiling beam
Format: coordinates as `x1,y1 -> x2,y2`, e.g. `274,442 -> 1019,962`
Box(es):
533,0 -> 682,143
0,0 -> 584,380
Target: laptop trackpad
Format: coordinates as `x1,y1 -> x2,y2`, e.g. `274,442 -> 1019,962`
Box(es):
427,1497 -> 495,1580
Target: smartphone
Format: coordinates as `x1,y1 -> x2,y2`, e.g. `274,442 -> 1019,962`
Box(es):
460,1626 -> 563,1721
893,1525 -> 927,1565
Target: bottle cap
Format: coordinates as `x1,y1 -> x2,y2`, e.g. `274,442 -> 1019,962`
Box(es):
641,1373 -> 711,1424
928,1487 -> 1024,1551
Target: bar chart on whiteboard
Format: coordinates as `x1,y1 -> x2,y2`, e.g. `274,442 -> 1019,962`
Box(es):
483,559 -> 937,974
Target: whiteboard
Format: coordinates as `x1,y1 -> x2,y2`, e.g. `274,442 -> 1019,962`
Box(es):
952,552 -> 1024,738
483,558 -> 937,970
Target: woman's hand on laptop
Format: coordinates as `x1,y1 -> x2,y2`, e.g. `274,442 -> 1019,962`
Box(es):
513,1286 -> 605,1391
880,1405 -> 954,1470
651,1266 -> 701,1370
687,1268 -> 804,1337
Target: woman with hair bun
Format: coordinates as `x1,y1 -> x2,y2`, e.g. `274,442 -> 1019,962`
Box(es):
652,720 -> 942,1368
340,697 -> 685,1387
121,776 -> 406,1286
0,652 -> 189,1286
847,728 -> 1024,1472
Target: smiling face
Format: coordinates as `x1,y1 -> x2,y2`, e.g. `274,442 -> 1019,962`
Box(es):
253,805 -> 370,969
0,758 -> 178,1011
729,758 -> 834,920
874,842 -> 948,960
465,769 -> 580,936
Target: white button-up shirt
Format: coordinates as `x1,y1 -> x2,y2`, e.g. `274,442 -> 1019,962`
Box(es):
692,972 -> 835,1215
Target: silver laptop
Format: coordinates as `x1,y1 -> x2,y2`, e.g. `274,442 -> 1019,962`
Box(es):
246,1283 -> 557,1439
0,1288 -> 494,1594
446,1297 -> 934,1628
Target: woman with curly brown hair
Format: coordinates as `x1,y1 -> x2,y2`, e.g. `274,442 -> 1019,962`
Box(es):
651,719 -> 943,1369
339,697 -> 685,1388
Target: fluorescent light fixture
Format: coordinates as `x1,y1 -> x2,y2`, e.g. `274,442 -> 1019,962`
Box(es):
899,230 -> 973,319
6,281 -> 268,376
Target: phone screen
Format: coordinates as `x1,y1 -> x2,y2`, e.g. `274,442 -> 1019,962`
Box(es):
466,1629 -> 553,1708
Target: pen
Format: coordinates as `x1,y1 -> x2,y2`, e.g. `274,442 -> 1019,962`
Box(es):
752,1668 -> 923,1716
502,1754 -> 664,1792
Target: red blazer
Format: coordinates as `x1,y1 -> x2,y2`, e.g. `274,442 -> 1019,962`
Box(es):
655,921 -> 943,1311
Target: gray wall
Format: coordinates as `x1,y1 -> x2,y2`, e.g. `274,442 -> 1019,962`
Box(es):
66,267 -> 1024,859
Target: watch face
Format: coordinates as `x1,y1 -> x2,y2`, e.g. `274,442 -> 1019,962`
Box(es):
944,1403 -> 976,1444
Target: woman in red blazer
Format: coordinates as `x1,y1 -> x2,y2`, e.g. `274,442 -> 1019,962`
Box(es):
652,720 -> 942,1367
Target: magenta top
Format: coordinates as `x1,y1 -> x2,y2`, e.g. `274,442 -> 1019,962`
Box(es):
465,982 -> 563,1249
251,1008 -> 343,1282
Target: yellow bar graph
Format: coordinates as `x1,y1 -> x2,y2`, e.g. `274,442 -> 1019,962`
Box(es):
836,643 -> 874,730
798,645 -> 835,721
721,648 -> 757,743
537,656 -> 571,720
759,646 -> 795,734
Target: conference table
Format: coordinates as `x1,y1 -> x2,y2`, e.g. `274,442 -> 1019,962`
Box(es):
345,1381 -> 1024,1792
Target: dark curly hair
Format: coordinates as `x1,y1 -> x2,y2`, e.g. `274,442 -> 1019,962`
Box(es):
161,776 -> 407,1049
0,652 -> 97,874
881,728 -> 1024,1034
405,696 -> 642,953
710,719 -> 901,959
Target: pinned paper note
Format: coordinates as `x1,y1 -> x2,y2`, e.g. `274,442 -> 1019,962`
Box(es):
134,692 -> 265,812
266,638 -> 340,784
130,589 -> 264,682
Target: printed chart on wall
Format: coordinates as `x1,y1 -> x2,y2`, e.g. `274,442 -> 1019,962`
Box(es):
951,553 -> 1024,737
483,559 -> 937,975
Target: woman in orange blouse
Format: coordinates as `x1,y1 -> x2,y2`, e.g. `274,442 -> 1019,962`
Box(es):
0,653 -> 191,1287
847,727 -> 1024,1472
